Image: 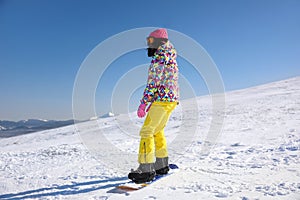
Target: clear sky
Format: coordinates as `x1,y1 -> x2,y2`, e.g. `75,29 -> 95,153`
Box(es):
1,0 -> 299,121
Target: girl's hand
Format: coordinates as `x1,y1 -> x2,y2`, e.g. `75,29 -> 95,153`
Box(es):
137,104 -> 146,118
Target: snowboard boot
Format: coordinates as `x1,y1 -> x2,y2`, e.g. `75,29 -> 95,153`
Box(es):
154,157 -> 169,175
128,163 -> 156,184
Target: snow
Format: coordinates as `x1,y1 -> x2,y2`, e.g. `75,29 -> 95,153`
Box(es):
89,116 -> 98,121
100,112 -> 115,118
108,112 -> 115,117
0,77 -> 300,199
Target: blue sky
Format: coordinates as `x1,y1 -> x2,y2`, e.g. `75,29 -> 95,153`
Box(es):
1,0 -> 299,121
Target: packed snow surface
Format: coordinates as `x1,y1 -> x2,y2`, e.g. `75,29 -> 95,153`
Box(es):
0,77 -> 299,199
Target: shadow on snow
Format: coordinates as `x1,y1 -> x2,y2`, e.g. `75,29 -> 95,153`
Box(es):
0,176 -> 128,199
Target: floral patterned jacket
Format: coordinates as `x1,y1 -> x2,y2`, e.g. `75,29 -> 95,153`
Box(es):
140,41 -> 179,105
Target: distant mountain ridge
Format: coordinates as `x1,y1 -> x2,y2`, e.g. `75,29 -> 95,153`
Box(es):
0,119 -> 75,138
0,112 -> 115,138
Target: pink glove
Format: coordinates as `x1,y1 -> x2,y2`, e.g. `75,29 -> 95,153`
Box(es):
137,104 -> 146,118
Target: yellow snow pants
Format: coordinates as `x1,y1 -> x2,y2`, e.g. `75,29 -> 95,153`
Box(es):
138,101 -> 177,164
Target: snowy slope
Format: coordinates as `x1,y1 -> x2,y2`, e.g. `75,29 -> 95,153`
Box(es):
0,77 -> 299,200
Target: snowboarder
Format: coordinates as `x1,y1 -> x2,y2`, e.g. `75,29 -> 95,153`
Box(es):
128,28 -> 179,183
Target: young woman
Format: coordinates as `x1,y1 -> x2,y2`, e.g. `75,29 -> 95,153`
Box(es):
128,28 -> 179,183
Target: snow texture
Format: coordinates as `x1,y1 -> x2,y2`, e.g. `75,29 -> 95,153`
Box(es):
0,77 -> 299,199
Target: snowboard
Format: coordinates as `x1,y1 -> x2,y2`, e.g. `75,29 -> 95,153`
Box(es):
113,164 -> 179,192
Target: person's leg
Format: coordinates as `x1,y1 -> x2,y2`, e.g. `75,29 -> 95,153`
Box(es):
152,102 -> 177,174
138,137 -> 155,164
129,102 -> 177,183
129,103 -> 168,183
154,129 -> 168,158
153,102 -> 177,157
153,129 -> 170,174
138,104 -> 167,164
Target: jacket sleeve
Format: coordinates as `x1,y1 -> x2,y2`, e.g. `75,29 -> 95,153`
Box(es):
140,49 -> 167,105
